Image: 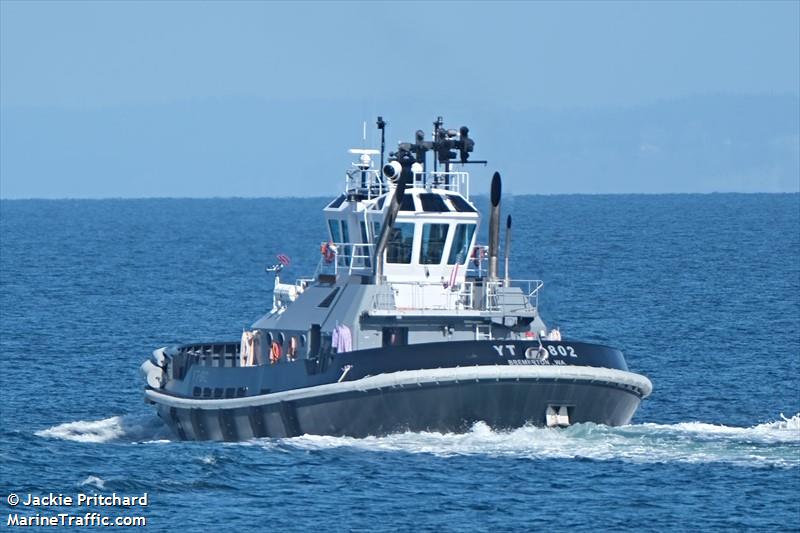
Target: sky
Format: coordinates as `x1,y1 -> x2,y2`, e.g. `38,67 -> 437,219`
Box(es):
1,0 -> 798,198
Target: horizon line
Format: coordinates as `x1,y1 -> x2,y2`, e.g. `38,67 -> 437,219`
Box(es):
2,191 -> 799,201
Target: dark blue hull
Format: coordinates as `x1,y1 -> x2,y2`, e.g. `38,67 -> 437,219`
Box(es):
144,339 -> 651,440
152,376 -> 644,440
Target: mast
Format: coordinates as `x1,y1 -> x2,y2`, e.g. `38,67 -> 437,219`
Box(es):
377,116 -> 386,181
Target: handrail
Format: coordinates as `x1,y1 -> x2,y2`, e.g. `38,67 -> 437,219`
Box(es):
514,279 -> 545,308
369,278 -> 543,313
466,244 -> 489,278
315,242 -> 375,278
345,168 -> 385,199
370,280 -> 472,312
484,279 -> 544,310
344,168 -> 471,200
411,171 -> 470,198
170,341 -> 242,378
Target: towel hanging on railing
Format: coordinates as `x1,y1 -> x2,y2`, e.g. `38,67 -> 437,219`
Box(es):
240,330 -> 264,366
332,324 -> 352,353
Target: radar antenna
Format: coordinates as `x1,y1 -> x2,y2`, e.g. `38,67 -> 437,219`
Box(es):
383,116 -> 486,172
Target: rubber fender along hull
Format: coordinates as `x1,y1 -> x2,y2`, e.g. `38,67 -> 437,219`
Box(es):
146,366 -> 649,441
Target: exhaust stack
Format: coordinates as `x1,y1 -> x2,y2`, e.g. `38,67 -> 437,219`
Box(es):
504,215 -> 512,285
487,172 -> 502,280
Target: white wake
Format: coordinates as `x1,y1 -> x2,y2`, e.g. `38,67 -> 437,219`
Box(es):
36,413 -> 799,467
35,414 -> 171,444
275,413 -> 800,468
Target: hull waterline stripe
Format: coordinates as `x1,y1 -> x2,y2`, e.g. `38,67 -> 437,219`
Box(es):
145,365 -> 653,410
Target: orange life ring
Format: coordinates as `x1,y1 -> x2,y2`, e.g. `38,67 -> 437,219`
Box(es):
321,241 -> 335,263
270,341 -> 282,364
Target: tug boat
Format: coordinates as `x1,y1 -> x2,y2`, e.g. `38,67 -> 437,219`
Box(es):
140,117 -> 652,441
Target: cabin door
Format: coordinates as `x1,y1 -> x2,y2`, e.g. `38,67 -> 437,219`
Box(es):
382,327 -> 408,347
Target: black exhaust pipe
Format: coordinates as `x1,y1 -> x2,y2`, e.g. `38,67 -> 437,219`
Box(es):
504,215 -> 512,285
487,172 -> 502,280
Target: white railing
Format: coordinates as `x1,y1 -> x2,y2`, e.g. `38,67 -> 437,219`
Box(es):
315,242 -> 375,277
342,169 -> 470,201
407,281 -> 473,310
295,277 -> 315,290
371,280 -> 473,312
466,245 -> 489,278
483,279 -> 544,311
369,278 -> 543,314
475,324 -> 493,340
513,279 -> 545,309
412,171 -> 470,198
345,168 -> 385,199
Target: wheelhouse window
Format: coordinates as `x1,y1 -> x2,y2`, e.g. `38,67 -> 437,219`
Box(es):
339,221 -> 351,266
419,193 -> 450,212
419,223 -> 449,264
447,223 -> 476,264
386,223 -> 414,264
356,222 -> 372,268
327,194 -> 346,209
448,195 -> 477,213
328,219 -> 342,243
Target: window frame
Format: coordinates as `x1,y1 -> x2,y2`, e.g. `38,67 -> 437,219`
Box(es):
419,223 -> 450,265
447,223 -> 477,265
328,219 -> 342,243
385,222 -> 415,264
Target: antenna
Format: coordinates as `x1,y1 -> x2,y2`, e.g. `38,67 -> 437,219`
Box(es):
433,116 -> 443,173
362,121 -> 367,145
377,116 -> 387,181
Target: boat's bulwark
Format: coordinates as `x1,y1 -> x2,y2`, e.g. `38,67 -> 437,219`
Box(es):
147,365 -> 651,440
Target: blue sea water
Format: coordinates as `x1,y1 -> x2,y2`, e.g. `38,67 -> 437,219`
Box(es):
1,194 -> 798,531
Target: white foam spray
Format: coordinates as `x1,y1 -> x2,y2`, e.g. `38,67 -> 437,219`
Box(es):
274,413 -> 800,468
35,414 -> 171,444
79,476 -> 106,490
36,412 -> 799,468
